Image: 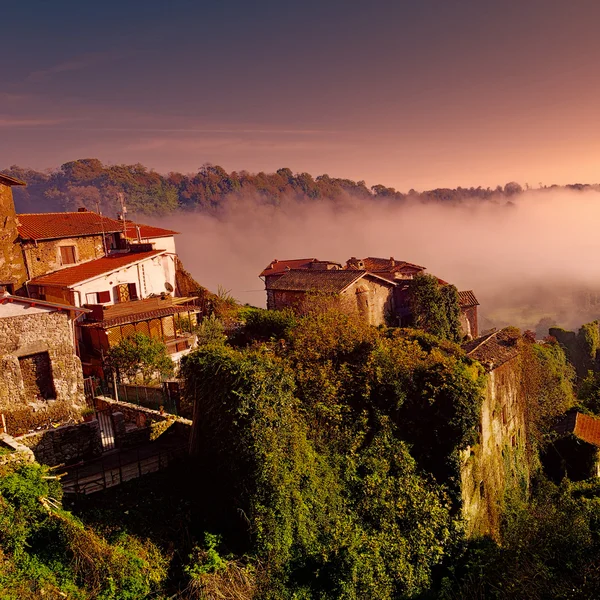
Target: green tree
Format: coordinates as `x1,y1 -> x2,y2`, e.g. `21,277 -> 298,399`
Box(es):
107,333 -> 174,384
410,274 -> 462,342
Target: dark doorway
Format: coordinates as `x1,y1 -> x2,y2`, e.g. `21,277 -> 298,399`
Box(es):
19,352 -> 56,400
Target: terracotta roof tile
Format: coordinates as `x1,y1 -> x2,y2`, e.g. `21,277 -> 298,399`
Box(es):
81,297 -> 199,328
361,257 -> 426,272
463,328 -> 520,369
18,212 -> 125,240
260,258 -> 319,277
268,269 -> 394,293
458,290 -> 479,307
28,250 -> 164,287
122,221 -> 179,240
556,411 -> 600,447
17,212 -> 179,242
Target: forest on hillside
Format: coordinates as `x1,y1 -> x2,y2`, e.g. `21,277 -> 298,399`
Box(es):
3,159 -> 596,217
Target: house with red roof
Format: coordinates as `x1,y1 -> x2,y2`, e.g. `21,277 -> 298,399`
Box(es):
259,255 -> 479,336
545,410 -> 600,482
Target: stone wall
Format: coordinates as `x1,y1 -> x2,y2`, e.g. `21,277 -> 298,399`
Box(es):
0,432 -> 35,466
22,234 -> 105,279
460,357 -> 529,538
94,396 -> 191,449
17,420 -> 102,467
460,306 -> 479,339
0,309 -> 85,409
271,279 -> 393,326
0,183 -> 27,293
339,278 -> 393,326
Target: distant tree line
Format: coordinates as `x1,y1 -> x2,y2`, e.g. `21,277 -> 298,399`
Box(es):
4,158 -> 594,217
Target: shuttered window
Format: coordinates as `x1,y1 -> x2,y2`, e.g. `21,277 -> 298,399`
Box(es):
97,290 -> 111,303
59,246 -> 76,265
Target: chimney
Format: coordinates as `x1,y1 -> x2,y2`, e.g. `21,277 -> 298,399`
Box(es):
390,256 -> 395,266
78,207 -> 88,212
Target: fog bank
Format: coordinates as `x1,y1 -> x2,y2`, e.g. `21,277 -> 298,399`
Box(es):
150,189 -> 600,335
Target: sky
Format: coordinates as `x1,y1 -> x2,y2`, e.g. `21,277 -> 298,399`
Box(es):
2,0 -> 600,190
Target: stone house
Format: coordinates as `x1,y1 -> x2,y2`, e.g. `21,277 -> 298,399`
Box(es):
545,410 -> 600,482
0,174 -> 29,294
0,291 -> 88,410
267,269 -> 396,326
17,210 -> 179,284
260,255 -> 479,337
460,329 -> 529,538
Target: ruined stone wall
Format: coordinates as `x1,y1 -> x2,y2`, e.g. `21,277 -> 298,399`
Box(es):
460,306 -> 479,339
460,357 -> 529,538
0,184 -> 27,292
271,281 -> 393,326
17,420 -> 102,467
340,279 -> 393,326
0,309 -> 84,409
22,234 -> 105,279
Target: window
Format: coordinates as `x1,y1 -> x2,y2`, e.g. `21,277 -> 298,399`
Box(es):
59,245 -> 76,265
19,352 -> 56,400
96,290 -> 111,304
116,283 -> 138,302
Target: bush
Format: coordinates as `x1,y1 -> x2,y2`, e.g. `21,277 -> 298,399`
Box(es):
107,333 -> 174,384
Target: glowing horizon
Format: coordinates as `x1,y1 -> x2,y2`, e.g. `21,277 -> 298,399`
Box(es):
2,0 -> 600,191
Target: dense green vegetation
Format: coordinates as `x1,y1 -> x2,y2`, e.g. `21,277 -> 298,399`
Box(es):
0,460 -> 167,599
1,309 -> 595,598
409,274 -> 462,342
181,311 -> 484,598
2,158 -> 583,217
106,332 -> 174,384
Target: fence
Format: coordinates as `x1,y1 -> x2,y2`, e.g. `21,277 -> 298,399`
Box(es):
62,443 -> 188,495
83,376 -> 180,415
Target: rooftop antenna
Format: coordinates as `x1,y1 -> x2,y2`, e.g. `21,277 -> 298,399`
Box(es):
96,200 -> 108,257
117,192 -> 128,238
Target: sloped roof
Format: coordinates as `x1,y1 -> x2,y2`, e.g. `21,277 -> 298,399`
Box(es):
556,411 -> 600,447
122,221 -> 179,240
458,290 -> 479,307
81,296 -> 199,328
359,257 -> 426,272
463,328 -> 520,370
260,258 -> 319,278
17,211 -> 179,242
0,293 -> 89,313
0,174 -> 26,187
18,212 -> 125,240
268,269 -> 394,293
28,250 -> 164,287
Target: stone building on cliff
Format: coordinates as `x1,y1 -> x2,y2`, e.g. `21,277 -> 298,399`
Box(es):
259,256 -> 479,336
0,291 -> 88,411
460,328 -> 529,538
266,268 -> 395,326
0,174 -> 29,294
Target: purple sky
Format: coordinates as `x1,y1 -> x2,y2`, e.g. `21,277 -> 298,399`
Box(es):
2,0 -> 600,190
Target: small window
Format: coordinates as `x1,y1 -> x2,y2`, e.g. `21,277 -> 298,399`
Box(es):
96,290 -> 111,304
60,246 -> 77,265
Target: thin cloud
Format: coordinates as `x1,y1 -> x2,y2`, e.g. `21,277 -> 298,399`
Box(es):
25,52 -> 112,83
0,116 -> 71,127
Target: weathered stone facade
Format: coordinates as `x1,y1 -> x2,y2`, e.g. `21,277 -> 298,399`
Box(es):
0,307 -> 85,409
22,234 -> 106,279
461,332 -> 529,538
17,420 -> 102,467
268,271 -> 395,326
0,182 -> 28,293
